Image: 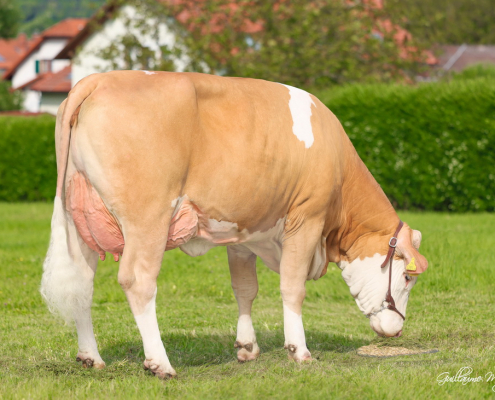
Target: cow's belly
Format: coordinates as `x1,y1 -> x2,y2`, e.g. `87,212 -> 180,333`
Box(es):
66,174 -> 285,264
171,196 -> 286,271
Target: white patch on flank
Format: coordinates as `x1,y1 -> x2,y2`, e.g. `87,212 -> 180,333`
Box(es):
279,84 -> 316,148
143,70 -> 157,75
134,289 -> 175,374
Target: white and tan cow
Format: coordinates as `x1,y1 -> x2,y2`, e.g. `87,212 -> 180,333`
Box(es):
41,71 -> 428,378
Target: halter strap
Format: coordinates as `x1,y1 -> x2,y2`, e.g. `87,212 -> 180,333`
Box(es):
380,221 -> 405,321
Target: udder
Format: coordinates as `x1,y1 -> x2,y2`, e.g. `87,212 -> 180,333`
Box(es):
66,172 -> 125,261
66,173 -> 210,261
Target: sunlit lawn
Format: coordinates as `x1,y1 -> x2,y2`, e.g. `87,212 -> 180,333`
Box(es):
1,203 -> 494,399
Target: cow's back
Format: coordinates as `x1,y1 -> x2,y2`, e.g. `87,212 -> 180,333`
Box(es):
66,71 -> 346,253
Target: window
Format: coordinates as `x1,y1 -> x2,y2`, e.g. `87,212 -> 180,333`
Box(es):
35,60 -> 52,74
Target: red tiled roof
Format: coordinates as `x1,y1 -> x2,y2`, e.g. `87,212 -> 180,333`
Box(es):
27,65 -> 72,93
14,74 -> 45,90
3,19 -> 88,80
43,18 -> 88,38
0,34 -> 34,72
56,3 -> 120,59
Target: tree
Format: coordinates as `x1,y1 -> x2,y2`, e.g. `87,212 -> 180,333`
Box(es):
386,0 -> 495,45
0,0 -> 22,38
92,0 -> 431,89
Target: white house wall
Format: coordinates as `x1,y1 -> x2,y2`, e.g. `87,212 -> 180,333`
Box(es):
52,59 -> 71,73
12,38 -> 68,88
22,89 -> 41,112
72,5 -> 186,87
40,92 -> 67,115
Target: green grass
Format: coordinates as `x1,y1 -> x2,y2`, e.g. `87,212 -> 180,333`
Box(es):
1,203 -> 495,399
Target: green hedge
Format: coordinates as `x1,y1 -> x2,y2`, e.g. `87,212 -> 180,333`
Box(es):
0,115 -> 56,201
317,76 -> 495,211
1,75 -> 494,211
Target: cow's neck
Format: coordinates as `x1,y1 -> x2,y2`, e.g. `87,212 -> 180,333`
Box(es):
331,149 -> 400,263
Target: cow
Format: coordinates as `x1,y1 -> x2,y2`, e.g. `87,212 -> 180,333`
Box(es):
41,71 -> 428,379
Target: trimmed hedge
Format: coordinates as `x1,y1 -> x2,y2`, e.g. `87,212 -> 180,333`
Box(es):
0,75 -> 494,211
317,76 -> 495,211
0,115 -> 56,201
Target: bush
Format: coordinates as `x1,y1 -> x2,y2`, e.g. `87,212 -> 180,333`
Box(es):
317,76 -> 495,211
0,115 -> 56,201
0,81 -> 22,111
449,64 -> 495,82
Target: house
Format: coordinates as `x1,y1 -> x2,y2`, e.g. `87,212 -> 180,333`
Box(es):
0,34 -> 33,77
3,2 -> 186,114
2,18 -> 87,113
437,45 -> 495,72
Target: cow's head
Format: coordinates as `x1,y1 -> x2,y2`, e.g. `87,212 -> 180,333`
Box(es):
339,223 -> 428,337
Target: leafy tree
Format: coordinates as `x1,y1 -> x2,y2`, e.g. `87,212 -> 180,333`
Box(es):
0,0 -> 22,38
92,0 -> 430,89
17,0 -> 105,35
386,0 -> 495,45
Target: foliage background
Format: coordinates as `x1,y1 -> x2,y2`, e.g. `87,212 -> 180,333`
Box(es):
11,0 -> 495,45
318,67 -> 495,212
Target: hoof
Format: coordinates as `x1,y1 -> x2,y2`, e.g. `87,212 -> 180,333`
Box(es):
143,359 -> 177,380
285,344 -> 313,362
76,355 -> 105,370
234,340 -> 260,362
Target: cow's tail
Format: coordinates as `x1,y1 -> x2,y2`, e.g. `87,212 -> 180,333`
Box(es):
40,77 -> 99,323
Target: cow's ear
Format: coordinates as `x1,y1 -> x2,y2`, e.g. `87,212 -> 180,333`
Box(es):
412,229 -> 422,250
397,227 -> 428,275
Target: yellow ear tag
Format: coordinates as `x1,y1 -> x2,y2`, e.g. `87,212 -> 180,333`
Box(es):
406,257 -> 417,272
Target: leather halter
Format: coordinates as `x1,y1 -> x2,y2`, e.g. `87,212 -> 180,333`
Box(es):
367,221 -> 406,321
380,221 -> 405,320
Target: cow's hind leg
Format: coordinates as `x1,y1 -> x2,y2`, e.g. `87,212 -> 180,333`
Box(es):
227,245 -> 260,362
41,197 -> 105,369
117,229 -> 176,379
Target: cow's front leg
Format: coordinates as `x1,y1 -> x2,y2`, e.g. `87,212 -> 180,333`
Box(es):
227,245 -> 260,362
280,221 -> 323,362
118,238 -> 176,379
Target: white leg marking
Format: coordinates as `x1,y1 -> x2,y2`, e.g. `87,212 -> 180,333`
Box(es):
279,84 -> 316,148
134,289 -> 176,378
235,314 -> 260,362
283,305 -> 311,361
75,315 -> 105,369
237,314 -> 256,344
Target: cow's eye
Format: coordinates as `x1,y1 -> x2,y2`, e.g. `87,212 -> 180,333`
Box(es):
405,274 -> 412,282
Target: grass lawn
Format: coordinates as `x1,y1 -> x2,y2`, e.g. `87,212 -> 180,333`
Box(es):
1,203 -> 494,399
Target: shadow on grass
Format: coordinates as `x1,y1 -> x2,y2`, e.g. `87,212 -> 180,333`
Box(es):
99,329 -> 370,368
